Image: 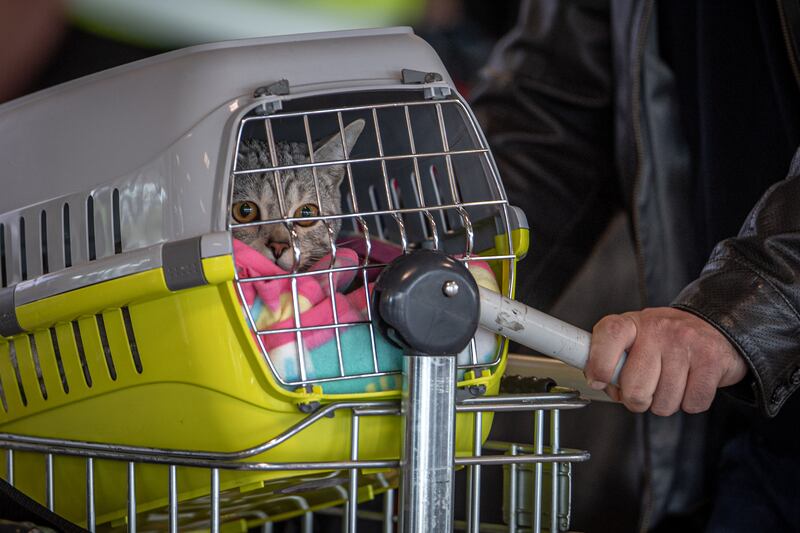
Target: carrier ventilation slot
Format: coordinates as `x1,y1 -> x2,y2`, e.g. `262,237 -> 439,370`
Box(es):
28,335 -> 47,400
49,328 -> 69,393
40,211 -> 49,275
112,189 -> 122,254
428,166 -> 451,233
95,314 -> 117,380
71,321 -> 92,387
389,178 -> 403,209
62,203 -> 72,268
121,307 -> 142,373
86,196 -> 96,261
19,217 -> 27,281
0,223 -> 6,287
0,370 -> 7,413
367,185 -> 386,239
8,341 -> 27,406
408,175 -> 431,241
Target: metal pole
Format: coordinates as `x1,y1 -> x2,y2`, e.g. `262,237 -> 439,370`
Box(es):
301,512 -> 313,533
374,249 -> 479,533
399,354 -> 457,533
127,462 -> 136,533
466,412 -> 482,533
45,453 -> 54,511
346,414 -> 360,533
86,457 -> 95,533
508,445 -> 518,533
6,450 -> 13,486
532,411 -> 544,533
210,468 -> 220,533
169,465 -> 178,533
551,410 -> 560,533
382,489 -> 395,533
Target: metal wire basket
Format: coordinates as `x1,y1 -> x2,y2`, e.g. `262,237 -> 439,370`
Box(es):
0,28 -> 590,531
0,384 -> 589,532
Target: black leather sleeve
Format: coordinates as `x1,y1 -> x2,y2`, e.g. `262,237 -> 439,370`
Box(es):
470,0 -> 621,311
673,148 -> 800,417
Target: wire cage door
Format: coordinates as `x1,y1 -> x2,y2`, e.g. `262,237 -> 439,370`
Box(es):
228,89 -> 518,395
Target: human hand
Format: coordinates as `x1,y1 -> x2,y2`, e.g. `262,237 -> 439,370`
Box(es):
584,307 -> 748,415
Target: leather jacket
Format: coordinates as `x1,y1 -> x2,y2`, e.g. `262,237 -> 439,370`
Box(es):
471,0 -> 800,418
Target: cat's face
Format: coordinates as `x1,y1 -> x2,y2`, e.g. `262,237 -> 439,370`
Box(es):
231,119 -> 364,271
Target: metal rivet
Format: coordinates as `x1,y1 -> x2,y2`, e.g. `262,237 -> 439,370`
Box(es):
442,280 -> 459,297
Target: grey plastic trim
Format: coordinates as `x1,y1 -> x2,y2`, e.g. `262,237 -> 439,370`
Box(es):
508,205 -> 529,231
15,244 -> 164,306
0,286 -> 23,337
13,232 -> 231,306
162,237 -> 208,291
200,232 -> 233,259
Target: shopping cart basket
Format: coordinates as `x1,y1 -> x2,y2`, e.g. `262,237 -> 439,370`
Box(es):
0,28 -> 593,531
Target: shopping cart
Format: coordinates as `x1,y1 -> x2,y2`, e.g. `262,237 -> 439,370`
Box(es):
0,28 -> 595,531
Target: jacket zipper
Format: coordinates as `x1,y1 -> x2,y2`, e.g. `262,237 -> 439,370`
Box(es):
776,0 -> 800,91
630,2 -> 654,533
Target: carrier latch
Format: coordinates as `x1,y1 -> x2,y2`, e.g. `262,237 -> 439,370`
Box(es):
401,69 -> 451,99
252,79 -> 290,115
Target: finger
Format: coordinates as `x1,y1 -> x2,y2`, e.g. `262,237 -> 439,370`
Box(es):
650,346 -> 690,416
682,362 -> 724,414
586,314 -> 637,388
618,330 -> 662,413
604,384 -> 621,402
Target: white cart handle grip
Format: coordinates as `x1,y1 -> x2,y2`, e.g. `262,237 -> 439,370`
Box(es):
478,287 -> 627,386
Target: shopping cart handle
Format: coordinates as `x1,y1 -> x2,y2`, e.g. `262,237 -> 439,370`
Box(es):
478,287 -> 627,386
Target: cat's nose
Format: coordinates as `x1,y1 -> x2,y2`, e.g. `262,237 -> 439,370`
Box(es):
267,240 -> 290,258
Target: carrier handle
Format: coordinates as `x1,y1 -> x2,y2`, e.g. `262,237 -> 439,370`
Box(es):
478,287 -> 627,386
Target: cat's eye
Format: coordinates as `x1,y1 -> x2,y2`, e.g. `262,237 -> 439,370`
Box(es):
232,201 -> 259,223
293,203 -> 320,227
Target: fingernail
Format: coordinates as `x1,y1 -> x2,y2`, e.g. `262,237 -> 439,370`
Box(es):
588,380 -> 607,390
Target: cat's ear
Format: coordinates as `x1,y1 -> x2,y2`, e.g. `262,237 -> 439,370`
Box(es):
312,119 -> 365,188
312,119 -> 366,164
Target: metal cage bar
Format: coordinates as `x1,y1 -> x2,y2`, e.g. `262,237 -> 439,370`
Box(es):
86,457 -> 95,533
127,461 -> 136,533
45,453 -> 54,511
466,411 -> 482,533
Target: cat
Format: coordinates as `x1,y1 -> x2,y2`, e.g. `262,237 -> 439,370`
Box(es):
232,119 -> 365,271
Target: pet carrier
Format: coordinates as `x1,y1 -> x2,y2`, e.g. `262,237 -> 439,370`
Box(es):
0,27 -> 595,531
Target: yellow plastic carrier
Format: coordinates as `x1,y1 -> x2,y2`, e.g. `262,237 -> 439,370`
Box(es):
0,28 -> 588,532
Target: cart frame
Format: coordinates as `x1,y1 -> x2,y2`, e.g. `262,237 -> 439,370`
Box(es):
0,387 -> 589,532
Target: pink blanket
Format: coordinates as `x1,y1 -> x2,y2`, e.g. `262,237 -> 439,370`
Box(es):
234,238 -> 501,393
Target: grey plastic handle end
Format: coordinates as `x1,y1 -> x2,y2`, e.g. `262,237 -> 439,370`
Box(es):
478,287 -> 627,386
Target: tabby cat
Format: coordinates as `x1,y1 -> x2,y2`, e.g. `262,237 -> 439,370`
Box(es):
232,119 -> 365,271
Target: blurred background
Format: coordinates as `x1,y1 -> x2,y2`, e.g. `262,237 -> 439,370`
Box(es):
0,0 -> 520,103
1,1 -> 644,531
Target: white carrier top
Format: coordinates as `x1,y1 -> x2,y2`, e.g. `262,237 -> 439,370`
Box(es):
0,27 -> 451,215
